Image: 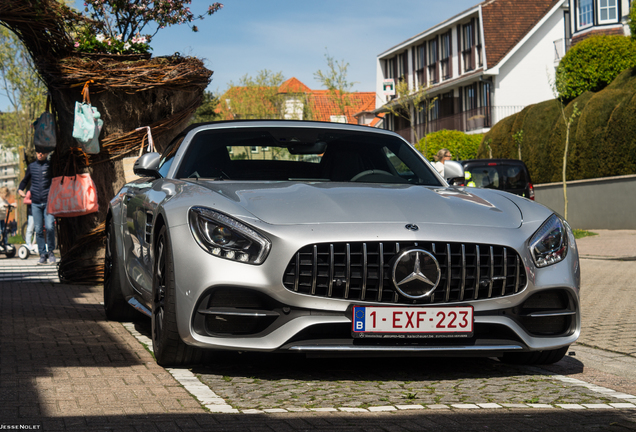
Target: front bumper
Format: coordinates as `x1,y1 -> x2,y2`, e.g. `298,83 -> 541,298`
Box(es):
168,222 -> 581,357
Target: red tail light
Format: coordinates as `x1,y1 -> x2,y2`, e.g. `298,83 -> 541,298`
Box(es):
529,183 -> 535,200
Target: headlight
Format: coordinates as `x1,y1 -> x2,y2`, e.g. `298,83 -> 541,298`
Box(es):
188,207 -> 271,264
529,214 -> 568,268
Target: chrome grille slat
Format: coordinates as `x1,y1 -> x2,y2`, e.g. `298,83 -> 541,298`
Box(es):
488,246 -> 494,298
283,241 -> 527,305
377,243 -> 384,302
460,244 -> 466,301
311,245 -> 318,295
344,243 -> 351,299
474,245 -> 481,300
361,243 -> 368,300
445,244 -> 451,302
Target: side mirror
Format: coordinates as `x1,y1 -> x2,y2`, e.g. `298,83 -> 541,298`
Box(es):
133,152 -> 162,179
443,160 -> 464,184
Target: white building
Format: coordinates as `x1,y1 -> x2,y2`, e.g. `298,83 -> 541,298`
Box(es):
376,0 -> 574,142
0,144 -> 20,190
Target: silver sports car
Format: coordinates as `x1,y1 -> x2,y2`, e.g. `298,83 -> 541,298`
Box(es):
105,120 -> 580,367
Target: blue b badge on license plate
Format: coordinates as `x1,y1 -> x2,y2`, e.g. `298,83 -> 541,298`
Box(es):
353,307 -> 366,332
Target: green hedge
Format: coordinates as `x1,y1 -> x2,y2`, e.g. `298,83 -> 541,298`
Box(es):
415,129 -> 483,161
480,68 -> 636,184
556,35 -> 636,101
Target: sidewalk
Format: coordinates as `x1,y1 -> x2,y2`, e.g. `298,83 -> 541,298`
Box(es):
0,231 -> 635,430
575,229 -> 636,260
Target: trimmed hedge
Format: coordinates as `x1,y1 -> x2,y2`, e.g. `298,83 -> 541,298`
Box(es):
556,35 -> 636,101
480,67 -> 636,184
415,129 -> 483,161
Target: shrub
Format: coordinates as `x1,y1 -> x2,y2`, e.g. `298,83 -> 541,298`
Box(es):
555,35 -> 636,101
415,130 -> 482,161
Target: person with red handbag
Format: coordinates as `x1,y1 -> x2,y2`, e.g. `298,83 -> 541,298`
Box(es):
18,149 -> 56,265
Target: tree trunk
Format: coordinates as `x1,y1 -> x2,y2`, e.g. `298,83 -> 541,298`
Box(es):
1,0 -> 211,283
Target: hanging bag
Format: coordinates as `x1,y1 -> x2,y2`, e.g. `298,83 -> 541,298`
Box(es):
123,126 -> 155,183
33,95 -> 57,152
72,80 -> 102,154
46,151 -> 99,217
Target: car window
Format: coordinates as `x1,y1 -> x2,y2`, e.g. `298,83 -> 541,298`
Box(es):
504,165 -> 527,189
174,127 -> 442,186
466,166 -> 500,189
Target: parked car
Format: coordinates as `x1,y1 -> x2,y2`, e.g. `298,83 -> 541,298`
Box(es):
105,120 -> 579,367
461,159 -> 534,200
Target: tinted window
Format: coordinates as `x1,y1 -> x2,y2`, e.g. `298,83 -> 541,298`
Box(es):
174,127 -> 442,186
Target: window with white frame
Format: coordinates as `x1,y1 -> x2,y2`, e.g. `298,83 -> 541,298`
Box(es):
415,43 -> 426,86
386,57 -> 395,79
440,31 -> 451,80
598,0 -> 618,23
578,0 -> 594,28
428,38 -> 439,84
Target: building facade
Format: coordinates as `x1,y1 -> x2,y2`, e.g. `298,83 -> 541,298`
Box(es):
376,0 -> 575,142
0,144 -> 19,190
569,0 -> 632,45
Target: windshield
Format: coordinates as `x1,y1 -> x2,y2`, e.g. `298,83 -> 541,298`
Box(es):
171,126 -> 442,186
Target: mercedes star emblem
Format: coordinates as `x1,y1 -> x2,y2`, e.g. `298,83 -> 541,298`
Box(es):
392,248 -> 441,299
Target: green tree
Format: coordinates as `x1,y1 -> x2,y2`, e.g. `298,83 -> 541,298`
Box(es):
380,80 -> 434,144
0,27 -> 47,151
222,70 -> 287,120
313,52 -> 355,117
555,35 -> 636,101
189,91 -> 219,124
415,129 -> 483,161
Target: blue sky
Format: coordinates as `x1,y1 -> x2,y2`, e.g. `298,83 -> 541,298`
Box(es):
2,0 -> 479,110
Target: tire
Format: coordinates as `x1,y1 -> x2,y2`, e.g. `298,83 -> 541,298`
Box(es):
104,221 -> 139,321
5,245 -> 16,259
152,225 -> 202,367
499,346 -> 569,365
18,245 -> 29,260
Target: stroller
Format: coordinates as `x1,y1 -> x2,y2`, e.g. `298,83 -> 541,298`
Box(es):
0,204 -> 17,258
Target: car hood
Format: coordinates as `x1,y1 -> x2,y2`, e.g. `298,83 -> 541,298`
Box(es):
191,181 -> 523,228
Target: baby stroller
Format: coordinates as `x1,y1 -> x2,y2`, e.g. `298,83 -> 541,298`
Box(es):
0,204 -> 17,258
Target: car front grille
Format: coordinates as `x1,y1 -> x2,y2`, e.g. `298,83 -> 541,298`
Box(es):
283,241 -> 527,304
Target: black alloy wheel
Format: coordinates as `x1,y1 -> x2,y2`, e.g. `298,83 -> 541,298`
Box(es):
151,225 -> 202,367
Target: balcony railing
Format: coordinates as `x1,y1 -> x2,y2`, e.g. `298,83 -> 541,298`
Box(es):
394,105 -> 526,143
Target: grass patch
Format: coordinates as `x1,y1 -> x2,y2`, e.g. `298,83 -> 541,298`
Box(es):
8,234 -> 24,244
573,229 -> 597,239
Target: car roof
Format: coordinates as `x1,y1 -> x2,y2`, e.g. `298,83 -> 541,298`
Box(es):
460,159 -> 529,167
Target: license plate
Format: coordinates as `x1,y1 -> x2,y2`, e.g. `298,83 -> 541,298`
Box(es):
352,305 -> 473,338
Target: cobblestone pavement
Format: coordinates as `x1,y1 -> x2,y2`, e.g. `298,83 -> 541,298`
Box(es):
1,231 -> 636,430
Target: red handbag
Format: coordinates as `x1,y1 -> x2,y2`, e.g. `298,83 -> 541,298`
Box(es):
46,173 -> 98,217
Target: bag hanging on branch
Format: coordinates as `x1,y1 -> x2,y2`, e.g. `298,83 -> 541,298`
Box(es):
47,174 -> 99,217
33,95 -> 57,152
123,126 -> 156,184
46,150 -> 98,217
72,80 -> 103,154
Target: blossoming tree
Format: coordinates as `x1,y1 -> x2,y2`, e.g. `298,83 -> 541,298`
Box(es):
75,0 -> 222,54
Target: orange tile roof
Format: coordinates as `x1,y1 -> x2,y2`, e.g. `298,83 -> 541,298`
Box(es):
278,77 -> 311,94
482,0 -> 560,68
308,90 -> 376,124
